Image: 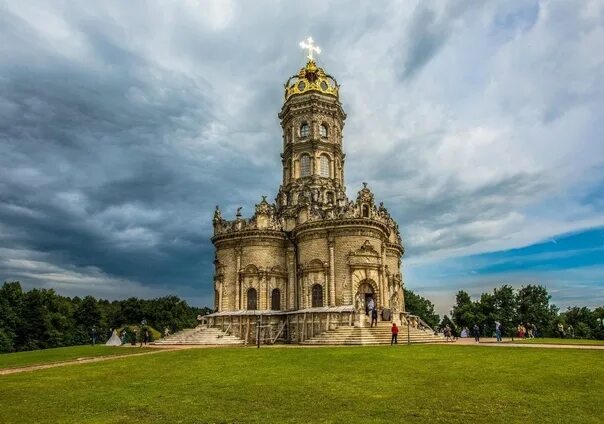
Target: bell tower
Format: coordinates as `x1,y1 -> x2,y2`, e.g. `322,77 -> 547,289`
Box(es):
277,38 -> 348,227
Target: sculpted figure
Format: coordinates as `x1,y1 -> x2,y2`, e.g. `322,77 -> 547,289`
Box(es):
355,292 -> 364,312
390,291 -> 400,315
213,205 -> 222,221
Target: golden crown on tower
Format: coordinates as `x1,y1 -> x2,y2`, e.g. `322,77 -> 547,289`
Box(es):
284,37 -> 339,101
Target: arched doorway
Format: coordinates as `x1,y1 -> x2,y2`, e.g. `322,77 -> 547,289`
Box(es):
356,281 -> 375,315
311,284 -> 323,307
271,288 -> 281,311
247,288 -> 257,310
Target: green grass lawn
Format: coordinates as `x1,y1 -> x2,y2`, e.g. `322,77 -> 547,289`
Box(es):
0,345 -> 602,423
0,345 -> 146,370
503,337 -> 604,346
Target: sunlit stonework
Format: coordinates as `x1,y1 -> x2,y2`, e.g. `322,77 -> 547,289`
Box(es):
206,40 -> 414,342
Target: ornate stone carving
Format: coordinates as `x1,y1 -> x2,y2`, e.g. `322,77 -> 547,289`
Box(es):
255,196 -> 272,215
356,182 -> 375,205
211,47 -> 405,314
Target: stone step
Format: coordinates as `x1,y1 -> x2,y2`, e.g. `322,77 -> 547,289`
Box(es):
152,326 -> 244,346
301,324 -> 444,345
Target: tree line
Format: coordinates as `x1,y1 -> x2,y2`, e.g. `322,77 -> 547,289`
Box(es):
2,281 -> 602,353
0,281 -> 212,353
404,284 -> 604,339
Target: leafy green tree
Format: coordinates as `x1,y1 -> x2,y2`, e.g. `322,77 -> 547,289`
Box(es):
0,281 -> 24,352
562,307 -> 598,339
451,290 -> 477,329
19,288 -> 55,350
594,307 -> 604,340
0,281 -> 211,352
492,285 -> 517,337
75,296 -> 101,330
403,288 -> 440,329
517,284 -> 558,336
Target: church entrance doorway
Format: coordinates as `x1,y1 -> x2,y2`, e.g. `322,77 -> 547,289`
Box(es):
356,281 -> 375,316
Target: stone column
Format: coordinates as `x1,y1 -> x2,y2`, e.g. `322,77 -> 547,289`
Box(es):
328,241 -> 336,306
236,247 -> 242,310
218,281 -> 223,311
287,245 -> 296,309
331,156 -> 336,179
260,271 -> 267,310
379,244 -> 386,308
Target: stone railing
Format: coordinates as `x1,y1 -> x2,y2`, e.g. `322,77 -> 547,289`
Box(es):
204,307 -> 355,345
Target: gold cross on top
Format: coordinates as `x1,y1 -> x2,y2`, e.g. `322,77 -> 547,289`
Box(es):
299,37 -> 321,61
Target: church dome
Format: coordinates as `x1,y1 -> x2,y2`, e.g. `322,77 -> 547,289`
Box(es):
284,60 -> 339,101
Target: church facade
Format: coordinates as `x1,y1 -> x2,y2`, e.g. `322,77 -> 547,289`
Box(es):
210,52 -> 406,328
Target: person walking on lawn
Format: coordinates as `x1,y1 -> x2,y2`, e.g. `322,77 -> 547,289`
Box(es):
495,321 -> 503,342
391,322 -> 399,345
473,324 -> 480,342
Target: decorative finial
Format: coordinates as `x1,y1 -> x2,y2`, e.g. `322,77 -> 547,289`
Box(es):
213,205 -> 222,221
362,182 -> 368,189
236,207 -> 242,218
299,37 -> 321,61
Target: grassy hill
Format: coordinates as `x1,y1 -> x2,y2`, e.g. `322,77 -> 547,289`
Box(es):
0,345 -> 602,423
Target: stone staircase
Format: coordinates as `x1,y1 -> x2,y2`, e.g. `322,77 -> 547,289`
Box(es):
301,321 -> 444,345
153,326 -> 244,346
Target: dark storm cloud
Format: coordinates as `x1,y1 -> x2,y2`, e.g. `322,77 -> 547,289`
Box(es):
394,1 -> 483,80
0,1 -> 602,310
0,2 -> 282,300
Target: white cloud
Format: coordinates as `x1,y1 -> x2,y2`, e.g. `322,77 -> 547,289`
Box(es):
0,0 -> 602,309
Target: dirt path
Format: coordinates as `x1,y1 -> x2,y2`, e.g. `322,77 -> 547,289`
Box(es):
0,348 -> 177,376
452,337 -> 604,349
3,340 -> 602,376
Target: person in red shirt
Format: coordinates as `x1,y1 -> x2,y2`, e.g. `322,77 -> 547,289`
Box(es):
391,323 -> 399,345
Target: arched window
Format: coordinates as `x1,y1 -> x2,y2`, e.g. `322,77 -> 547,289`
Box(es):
319,155 -> 330,177
311,284 -> 323,308
326,192 -> 335,204
300,122 -> 310,138
320,124 -> 328,137
300,155 -> 311,177
271,289 -> 281,311
362,204 -> 369,218
247,288 -> 257,310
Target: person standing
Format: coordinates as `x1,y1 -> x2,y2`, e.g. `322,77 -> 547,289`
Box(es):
371,308 -> 378,327
445,325 -> 453,342
366,297 -> 375,316
473,324 -> 480,342
518,323 -> 525,339
391,322 -> 399,345
495,321 -> 502,342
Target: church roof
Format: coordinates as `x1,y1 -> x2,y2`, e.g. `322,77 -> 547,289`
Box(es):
284,60 -> 339,101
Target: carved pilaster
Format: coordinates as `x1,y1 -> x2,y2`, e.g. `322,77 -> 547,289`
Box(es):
328,236 -> 335,306
235,246 -> 242,310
